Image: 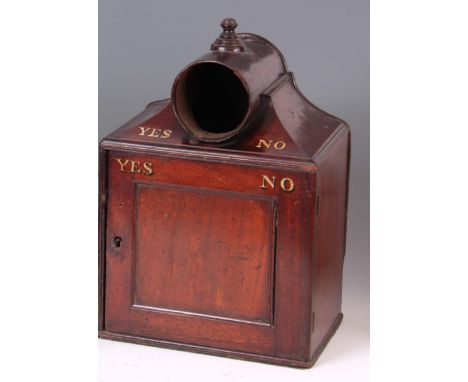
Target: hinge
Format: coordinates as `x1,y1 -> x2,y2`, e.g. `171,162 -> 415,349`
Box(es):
315,194 -> 320,215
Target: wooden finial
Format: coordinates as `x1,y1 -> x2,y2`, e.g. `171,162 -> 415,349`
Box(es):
220,18 -> 238,34
211,18 -> 244,52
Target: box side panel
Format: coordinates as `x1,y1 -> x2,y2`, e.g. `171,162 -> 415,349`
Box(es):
311,128 -> 350,353
98,148 -> 108,331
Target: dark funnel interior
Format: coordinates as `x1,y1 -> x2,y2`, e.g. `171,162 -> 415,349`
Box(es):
175,63 -> 249,135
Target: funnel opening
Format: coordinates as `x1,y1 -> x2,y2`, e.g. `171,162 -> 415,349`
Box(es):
174,63 -> 249,140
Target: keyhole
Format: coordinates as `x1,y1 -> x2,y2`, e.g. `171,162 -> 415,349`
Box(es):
113,236 -> 122,248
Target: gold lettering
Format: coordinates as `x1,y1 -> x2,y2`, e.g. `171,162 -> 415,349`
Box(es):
115,158 -> 153,176
261,175 -> 276,190
280,178 -> 295,192
256,139 -> 273,149
149,128 -> 162,137
138,126 -> 151,136
261,175 -> 295,192
143,162 -> 153,175
137,126 -> 172,139
274,141 -> 286,150
256,139 -> 287,150
162,129 -> 172,138
130,160 -> 141,174
115,158 -> 129,172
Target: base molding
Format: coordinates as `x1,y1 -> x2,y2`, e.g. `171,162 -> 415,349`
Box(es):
99,313 -> 343,368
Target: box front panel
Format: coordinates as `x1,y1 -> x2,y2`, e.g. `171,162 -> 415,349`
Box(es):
134,183 -> 276,325
103,150 -> 316,358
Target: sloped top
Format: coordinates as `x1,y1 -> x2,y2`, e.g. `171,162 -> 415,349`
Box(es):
102,73 -> 348,167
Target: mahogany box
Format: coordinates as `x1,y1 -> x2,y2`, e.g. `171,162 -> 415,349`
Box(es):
98,18 -> 350,368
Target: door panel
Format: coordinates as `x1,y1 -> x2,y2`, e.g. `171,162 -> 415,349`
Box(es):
134,183 -> 276,325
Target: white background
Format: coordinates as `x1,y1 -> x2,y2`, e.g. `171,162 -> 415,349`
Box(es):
98,1 -> 369,380
1,1 -> 467,381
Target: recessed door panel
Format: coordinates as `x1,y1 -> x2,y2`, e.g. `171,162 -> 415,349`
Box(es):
134,183 -> 276,325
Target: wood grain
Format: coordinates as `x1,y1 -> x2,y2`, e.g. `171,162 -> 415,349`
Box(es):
99,21 -> 350,368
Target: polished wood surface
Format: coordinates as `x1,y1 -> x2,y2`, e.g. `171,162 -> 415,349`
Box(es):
134,183 -> 276,324
99,18 -> 350,368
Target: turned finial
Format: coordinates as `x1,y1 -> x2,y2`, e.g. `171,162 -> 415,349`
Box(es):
211,18 -> 244,52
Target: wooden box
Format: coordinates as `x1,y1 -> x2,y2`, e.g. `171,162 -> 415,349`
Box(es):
99,18 -> 350,368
